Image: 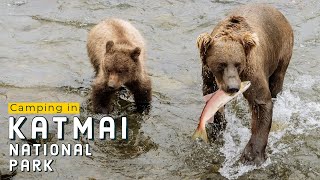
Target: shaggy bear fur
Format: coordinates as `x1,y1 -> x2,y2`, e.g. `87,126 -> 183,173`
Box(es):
87,18 -> 152,113
197,4 -> 293,165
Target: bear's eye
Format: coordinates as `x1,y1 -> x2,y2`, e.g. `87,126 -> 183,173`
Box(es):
117,69 -> 127,74
217,63 -> 227,71
235,63 -> 241,71
119,69 -> 128,74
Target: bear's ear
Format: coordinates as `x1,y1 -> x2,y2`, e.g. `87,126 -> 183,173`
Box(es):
197,33 -> 213,65
105,41 -> 114,54
131,47 -> 141,62
242,32 -> 259,55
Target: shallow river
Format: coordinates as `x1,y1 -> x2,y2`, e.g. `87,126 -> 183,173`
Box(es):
0,0 -> 319,179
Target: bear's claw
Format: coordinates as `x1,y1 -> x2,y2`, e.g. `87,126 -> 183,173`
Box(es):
240,140 -> 266,166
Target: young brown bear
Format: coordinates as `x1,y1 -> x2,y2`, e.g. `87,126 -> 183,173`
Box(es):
197,4 -> 293,165
87,18 -> 152,113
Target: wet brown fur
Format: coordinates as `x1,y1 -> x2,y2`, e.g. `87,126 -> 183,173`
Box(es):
197,4 -> 293,165
87,18 -> 152,113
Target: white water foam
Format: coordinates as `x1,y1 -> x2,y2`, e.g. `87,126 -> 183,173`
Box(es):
219,75 -> 320,179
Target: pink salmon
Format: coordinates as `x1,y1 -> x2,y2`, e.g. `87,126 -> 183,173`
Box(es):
192,81 -> 251,142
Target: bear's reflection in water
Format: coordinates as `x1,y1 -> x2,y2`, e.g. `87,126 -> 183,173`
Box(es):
80,88 -> 158,159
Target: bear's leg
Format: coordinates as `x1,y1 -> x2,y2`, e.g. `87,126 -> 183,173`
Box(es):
91,83 -> 115,113
126,77 -> 152,112
202,65 -> 226,140
241,80 -> 273,165
269,58 -> 291,98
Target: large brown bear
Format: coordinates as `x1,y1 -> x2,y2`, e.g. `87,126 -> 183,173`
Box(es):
197,4 -> 293,165
87,18 -> 152,113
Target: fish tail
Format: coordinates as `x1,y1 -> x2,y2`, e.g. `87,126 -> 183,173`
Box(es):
192,126 -> 208,143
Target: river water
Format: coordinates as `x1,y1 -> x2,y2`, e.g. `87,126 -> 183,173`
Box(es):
0,0 -> 319,179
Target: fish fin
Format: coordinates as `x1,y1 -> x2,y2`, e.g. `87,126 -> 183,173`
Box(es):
192,126 -> 208,143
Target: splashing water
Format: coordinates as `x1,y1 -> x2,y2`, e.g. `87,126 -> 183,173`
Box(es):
218,75 -> 320,179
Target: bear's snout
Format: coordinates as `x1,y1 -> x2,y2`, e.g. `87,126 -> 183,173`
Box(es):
223,65 -> 241,93
225,77 -> 240,93
227,85 -> 239,93
107,74 -> 120,90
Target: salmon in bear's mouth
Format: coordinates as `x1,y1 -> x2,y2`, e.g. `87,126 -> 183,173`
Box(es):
192,81 -> 251,142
